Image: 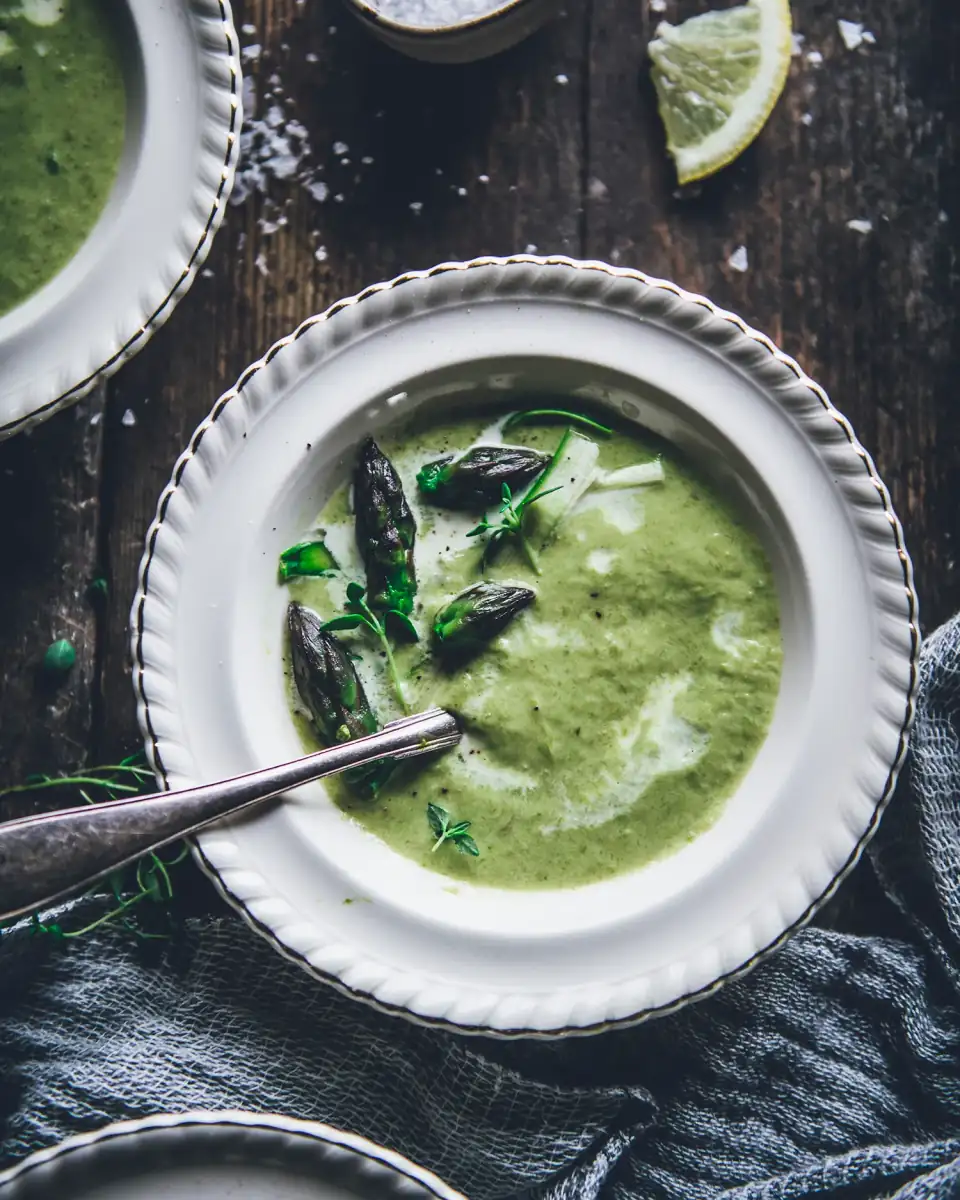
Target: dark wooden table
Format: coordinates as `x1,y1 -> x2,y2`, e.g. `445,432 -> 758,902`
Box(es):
1,0 -> 956,934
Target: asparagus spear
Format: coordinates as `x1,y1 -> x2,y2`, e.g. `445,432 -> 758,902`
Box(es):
417,445 -> 550,509
278,537 -> 339,581
354,438 -> 417,615
287,601 -> 391,794
433,582 -> 536,655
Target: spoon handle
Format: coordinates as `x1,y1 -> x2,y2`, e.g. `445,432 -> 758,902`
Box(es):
0,708 -> 460,923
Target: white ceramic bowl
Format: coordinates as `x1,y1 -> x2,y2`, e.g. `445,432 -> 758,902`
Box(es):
132,256 -> 919,1038
0,1110 -> 464,1198
0,0 -> 241,440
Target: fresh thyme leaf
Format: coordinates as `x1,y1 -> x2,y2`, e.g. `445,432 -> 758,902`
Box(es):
321,613 -> 368,632
427,802 -> 447,841
325,583 -> 412,712
384,609 -> 419,643
454,832 -> 480,857
466,482 -> 562,574
501,408 -> 614,437
426,803 -> 480,856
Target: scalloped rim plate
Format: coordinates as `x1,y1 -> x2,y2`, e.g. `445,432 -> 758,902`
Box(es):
132,256 -> 919,1038
0,0 -> 241,440
0,1109 -> 464,1198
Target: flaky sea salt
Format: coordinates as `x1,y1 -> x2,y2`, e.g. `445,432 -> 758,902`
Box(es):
555,73 -> 569,85
306,179 -> 329,203
332,140 -> 349,155
305,52 -> 318,62
315,245 -> 328,262
727,245 -> 749,273
837,19 -> 873,50
791,32 -> 805,56
649,0 -> 666,11
121,409 -> 136,428
806,49 -> 823,65
456,186 -> 467,196
588,177 -> 608,200
361,156 -> 374,165
801,112 -> 813,126
409,201 -> 424,214
241,75 -> 257,120
846,218 -> 873,235
242,42 -> 262,62
201,267 -> 214,278
524,244 -> 538,253
241,22 -> 257,34
478,173 -> 490,184
255,252 -> 269,276
361,0 -> 514,29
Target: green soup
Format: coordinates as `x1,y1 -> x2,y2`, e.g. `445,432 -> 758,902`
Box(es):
287,410 -> 782,891
0,0 -> 126,316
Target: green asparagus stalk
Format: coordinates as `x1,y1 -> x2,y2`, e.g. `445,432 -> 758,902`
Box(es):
433,582 -> 536,655
287,601 -> 391,794
278,538 -> 339,581
417,445 -> 550,509
354,438 -> 417,615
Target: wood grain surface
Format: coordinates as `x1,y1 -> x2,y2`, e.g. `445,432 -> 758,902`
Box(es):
0,0 -> 956,933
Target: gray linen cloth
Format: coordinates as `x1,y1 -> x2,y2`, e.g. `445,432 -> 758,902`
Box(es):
3,616 -> 960,1199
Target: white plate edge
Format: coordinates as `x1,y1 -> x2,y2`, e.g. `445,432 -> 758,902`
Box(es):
0,1108 -> 466,1198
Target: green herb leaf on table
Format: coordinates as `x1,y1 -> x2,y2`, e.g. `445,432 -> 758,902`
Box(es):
427,803 -> 480,856
0,755 -> 189,942
466,482 -> 561,574
43,638 -> 76,675
278,538 -> 340,581
501,408 -> 613,438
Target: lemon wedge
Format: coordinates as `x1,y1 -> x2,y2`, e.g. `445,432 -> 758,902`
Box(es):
649,0 -> 792,185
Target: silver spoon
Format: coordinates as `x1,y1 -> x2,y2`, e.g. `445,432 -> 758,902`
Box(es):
0,707 -> 460,924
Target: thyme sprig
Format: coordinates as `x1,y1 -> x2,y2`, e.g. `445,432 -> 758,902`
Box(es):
0,755 -> 189,942
466,482 -> 561,573
322,581 -> 417,713
427,803 -> 480,857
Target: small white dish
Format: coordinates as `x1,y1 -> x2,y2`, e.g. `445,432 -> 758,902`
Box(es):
132,256 -> 919,1037
0,1110 -> 464,1198
0,0 -> 241,440
346,0 -> 561,64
